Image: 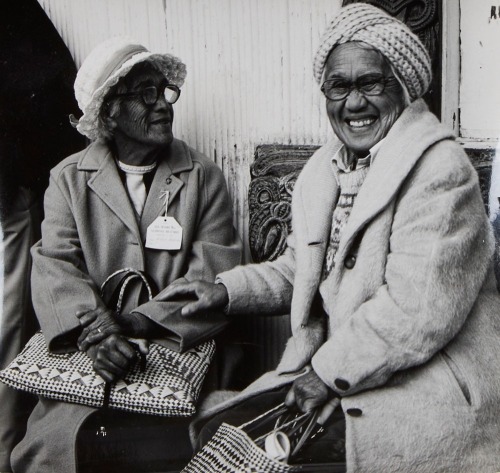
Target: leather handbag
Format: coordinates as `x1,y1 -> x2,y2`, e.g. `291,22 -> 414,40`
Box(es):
0,268 -> 215,416
146,299 -> 229,353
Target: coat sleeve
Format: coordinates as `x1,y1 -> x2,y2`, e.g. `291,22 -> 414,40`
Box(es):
177,160 -> 242,283
211,155 -> 311,316
217,233 -> 296,315
31,170 -> 108,352
132,159 -> 242,324
312,141 -> 494,395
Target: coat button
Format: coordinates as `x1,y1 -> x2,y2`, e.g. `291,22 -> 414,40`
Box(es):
346,408 -> 362,417
344,255 -> 356,269
166,177 -> 172,185
334,378 -> 350,391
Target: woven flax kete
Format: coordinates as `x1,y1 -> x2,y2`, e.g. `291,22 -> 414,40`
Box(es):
0,331 -> 215,416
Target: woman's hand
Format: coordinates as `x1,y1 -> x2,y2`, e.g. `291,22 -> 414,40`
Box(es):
157,280 -> 229,316
285,370 -> 331,415
118,312 -> 158,340
76,309 -> 122,351
85,334 -> 137,383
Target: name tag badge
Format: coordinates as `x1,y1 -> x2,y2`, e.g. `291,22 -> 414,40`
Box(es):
145,216 -> 183,250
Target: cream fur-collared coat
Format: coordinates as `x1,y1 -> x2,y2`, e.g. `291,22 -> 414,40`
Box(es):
210,100 -> 500,472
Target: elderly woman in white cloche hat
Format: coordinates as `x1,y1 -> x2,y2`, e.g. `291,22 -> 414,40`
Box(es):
11,37 -> 241,473
165,4 -> 500,472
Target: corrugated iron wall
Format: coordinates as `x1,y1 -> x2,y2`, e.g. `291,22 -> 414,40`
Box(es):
37,0 -> 342,378
38,0 -> 341,259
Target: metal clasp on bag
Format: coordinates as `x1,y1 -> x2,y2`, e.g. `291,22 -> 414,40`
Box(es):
96,426 -> 107,437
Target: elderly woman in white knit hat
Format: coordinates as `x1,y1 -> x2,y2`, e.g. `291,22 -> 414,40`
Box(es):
10,38 -> 241,473
163,4 -> 500,472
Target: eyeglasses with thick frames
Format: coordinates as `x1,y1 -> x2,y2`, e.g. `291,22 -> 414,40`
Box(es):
321,75 -> 399,101
112,84 -> 181,105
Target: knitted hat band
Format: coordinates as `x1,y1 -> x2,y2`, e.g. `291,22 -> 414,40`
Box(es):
313,3 -> 432,100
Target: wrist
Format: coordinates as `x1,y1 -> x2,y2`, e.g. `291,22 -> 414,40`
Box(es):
118,312 -> 147,337
215,281 -> 230,314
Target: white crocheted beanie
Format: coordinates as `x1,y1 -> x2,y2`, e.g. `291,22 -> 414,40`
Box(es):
74,37 -> 187,140
313,3 -> 432,100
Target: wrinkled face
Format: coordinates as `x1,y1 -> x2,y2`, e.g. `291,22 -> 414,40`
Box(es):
110,63 -> 174,148
324,42 -> 406,158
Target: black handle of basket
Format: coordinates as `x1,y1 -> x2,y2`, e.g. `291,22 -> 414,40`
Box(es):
100,268 -> 155,408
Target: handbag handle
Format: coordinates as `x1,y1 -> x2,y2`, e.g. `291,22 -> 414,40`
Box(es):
99,268 -> 157,407
240,402 -> 326,462
100,268 -> 156,314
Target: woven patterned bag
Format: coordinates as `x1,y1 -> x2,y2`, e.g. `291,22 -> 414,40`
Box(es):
182,403 -> 333,473
0,268 -> 215,416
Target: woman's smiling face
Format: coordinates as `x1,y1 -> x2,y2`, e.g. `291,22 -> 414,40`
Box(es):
323,42 -> 406,158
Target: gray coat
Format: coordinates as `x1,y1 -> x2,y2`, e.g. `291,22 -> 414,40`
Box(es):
11,138 -> 241,473
209,100 -> 500,472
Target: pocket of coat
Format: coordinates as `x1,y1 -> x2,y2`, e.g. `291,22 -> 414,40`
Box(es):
440,351 -> 472,406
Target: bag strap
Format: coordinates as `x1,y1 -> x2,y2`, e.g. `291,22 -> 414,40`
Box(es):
239,402 -> 289,431
99,268 -> 156,408
100,268 -> 155,314
240,402 -> 325,461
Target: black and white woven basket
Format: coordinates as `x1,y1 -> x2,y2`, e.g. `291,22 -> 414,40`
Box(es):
0,268 -> 215,416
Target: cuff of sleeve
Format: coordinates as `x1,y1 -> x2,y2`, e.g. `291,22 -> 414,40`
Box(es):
215,265 -> 255,314
214,280 -> 230,314
311,341 -> 357,396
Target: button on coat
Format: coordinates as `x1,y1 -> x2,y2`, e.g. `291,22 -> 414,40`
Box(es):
344,255 -> 356,269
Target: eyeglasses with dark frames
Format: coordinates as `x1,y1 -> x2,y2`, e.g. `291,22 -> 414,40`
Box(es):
321,75 -> 399,101
111,84 -> 181,105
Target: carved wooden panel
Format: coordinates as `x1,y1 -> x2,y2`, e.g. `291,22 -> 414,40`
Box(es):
249,144 -> 492,263
465,148 -> 495,216
249,145 -> 319,262
342,0 -> 438,33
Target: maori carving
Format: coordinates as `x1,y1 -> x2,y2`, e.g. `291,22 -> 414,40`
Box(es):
248,145 -> 318,262
464,148 -> 495,215
248,145 -> 492,263
342,0 -> 438,33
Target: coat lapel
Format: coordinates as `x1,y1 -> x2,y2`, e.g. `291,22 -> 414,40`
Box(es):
79,141 -> 141,240
139,139 -> 193,236
302,139 -> 343,248
336,100 -> 455,261
290,139 -> 341,330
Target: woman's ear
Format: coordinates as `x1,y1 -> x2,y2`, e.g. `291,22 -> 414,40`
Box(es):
103,114 -> 117,131
101,100 -> 120,132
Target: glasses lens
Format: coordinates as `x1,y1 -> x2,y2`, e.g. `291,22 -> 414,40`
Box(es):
359,81 -> 384,96
331,87 -> 350,100
322,77 -> 388,100
142,87 -> 158,105
322,81 -> 350,101
164,85 -> 180,104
